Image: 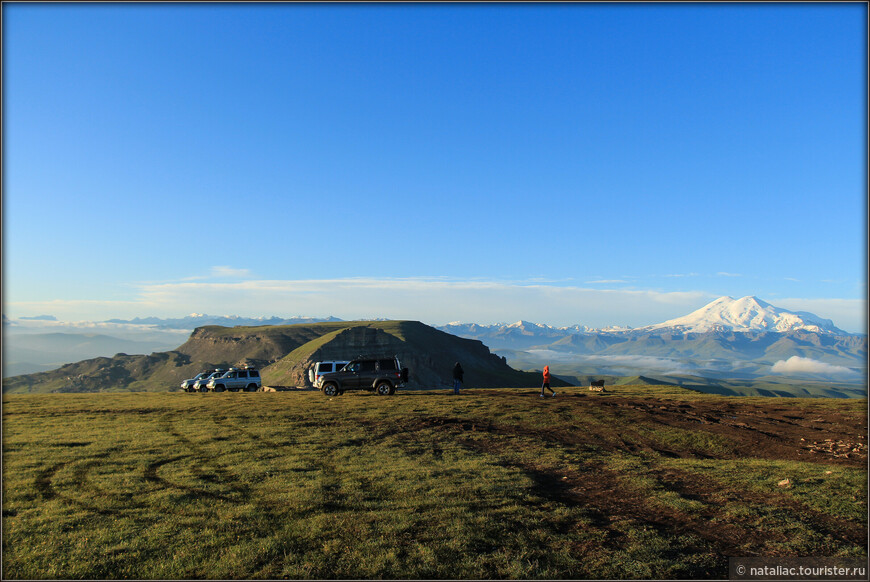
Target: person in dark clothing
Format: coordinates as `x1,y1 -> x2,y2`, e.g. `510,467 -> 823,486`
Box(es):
452,362 -> 464,394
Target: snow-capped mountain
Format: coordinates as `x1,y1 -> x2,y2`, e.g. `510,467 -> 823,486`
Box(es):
436,296 -> 854,353
639,296 -> 845,335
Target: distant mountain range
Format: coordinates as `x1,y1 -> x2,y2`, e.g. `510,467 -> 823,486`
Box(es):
3,297 -> 866,397
103,314 -> 344,329
439,296 -> 851,339
435,297 -> 866,398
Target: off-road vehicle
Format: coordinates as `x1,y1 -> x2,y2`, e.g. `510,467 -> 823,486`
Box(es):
181,370 -> 212,392
308,360 -> 350,385
206,367 -> 262,392
193,368 -> 226,392
315,356 -> 409,397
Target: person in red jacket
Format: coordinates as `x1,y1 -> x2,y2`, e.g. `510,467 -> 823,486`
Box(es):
540,365 -> 556,398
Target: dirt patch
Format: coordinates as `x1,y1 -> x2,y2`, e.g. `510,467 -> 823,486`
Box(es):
366,396 -> 867,563
648,466 -> 867,547
593,397 -> 867,467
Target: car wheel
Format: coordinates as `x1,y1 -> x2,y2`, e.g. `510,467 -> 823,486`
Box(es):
246,383 -> 258,392
323,383 -> 339,397
376,382 -> 392,396
214,384 -> 225,392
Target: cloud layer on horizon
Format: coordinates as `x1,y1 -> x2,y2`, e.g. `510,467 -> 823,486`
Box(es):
770,356 -> 861,378
4,277 -> 865,333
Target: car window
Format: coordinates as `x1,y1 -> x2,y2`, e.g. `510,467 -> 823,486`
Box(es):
249,370 -> 259,377
378,359 -> 397,370
238,371 -> 248,379
360,360 -> 377,372
347,363 -> 360,372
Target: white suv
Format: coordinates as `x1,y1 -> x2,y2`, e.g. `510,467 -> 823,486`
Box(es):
309,361 -> 350,386
206,367 -> 262,392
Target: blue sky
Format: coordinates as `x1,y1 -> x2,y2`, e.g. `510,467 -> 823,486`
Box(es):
3,3 -> 867,332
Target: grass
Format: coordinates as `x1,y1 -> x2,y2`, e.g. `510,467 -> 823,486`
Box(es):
2,385 -> 867,579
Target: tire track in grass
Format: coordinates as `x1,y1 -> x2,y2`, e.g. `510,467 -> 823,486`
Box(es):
200,411 -> 341,576
203,411 -> 389,544
455,435 -> 748,567
34,463 -> 64,501
381,415 -> 862,565
153,414 -> 252,504
34,455 -> 123,516
206,411 -> 350,513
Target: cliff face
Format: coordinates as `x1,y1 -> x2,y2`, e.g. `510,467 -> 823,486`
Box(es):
3,321 -> 550,393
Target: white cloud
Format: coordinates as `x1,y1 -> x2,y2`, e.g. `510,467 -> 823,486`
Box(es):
526,351 -> 696,375
3,278 -> 711,328
585,279 -> 629,284
6,277 -> 864,334
716,272 -> 742,277
210,266 -> 252,278
770,356 -> 859,378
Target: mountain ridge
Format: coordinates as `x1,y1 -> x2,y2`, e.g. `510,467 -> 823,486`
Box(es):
2,321 -> 564,394
441,296 -> 855,337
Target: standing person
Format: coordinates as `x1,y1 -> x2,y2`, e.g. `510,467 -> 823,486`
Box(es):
541,365 -> 556,397
452,362 -> 464,395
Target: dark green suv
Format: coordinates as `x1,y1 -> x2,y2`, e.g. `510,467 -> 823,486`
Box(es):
316,357 -> 409,397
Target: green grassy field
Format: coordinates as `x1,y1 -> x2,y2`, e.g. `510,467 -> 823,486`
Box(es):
2,386 -> 867,579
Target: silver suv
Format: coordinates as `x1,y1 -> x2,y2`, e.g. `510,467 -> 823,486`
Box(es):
181,371 -> 212,392
193,368 -> 226,392
206,367 -> 262,392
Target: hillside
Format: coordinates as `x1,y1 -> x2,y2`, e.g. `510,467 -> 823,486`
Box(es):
1,321 -> 563,394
